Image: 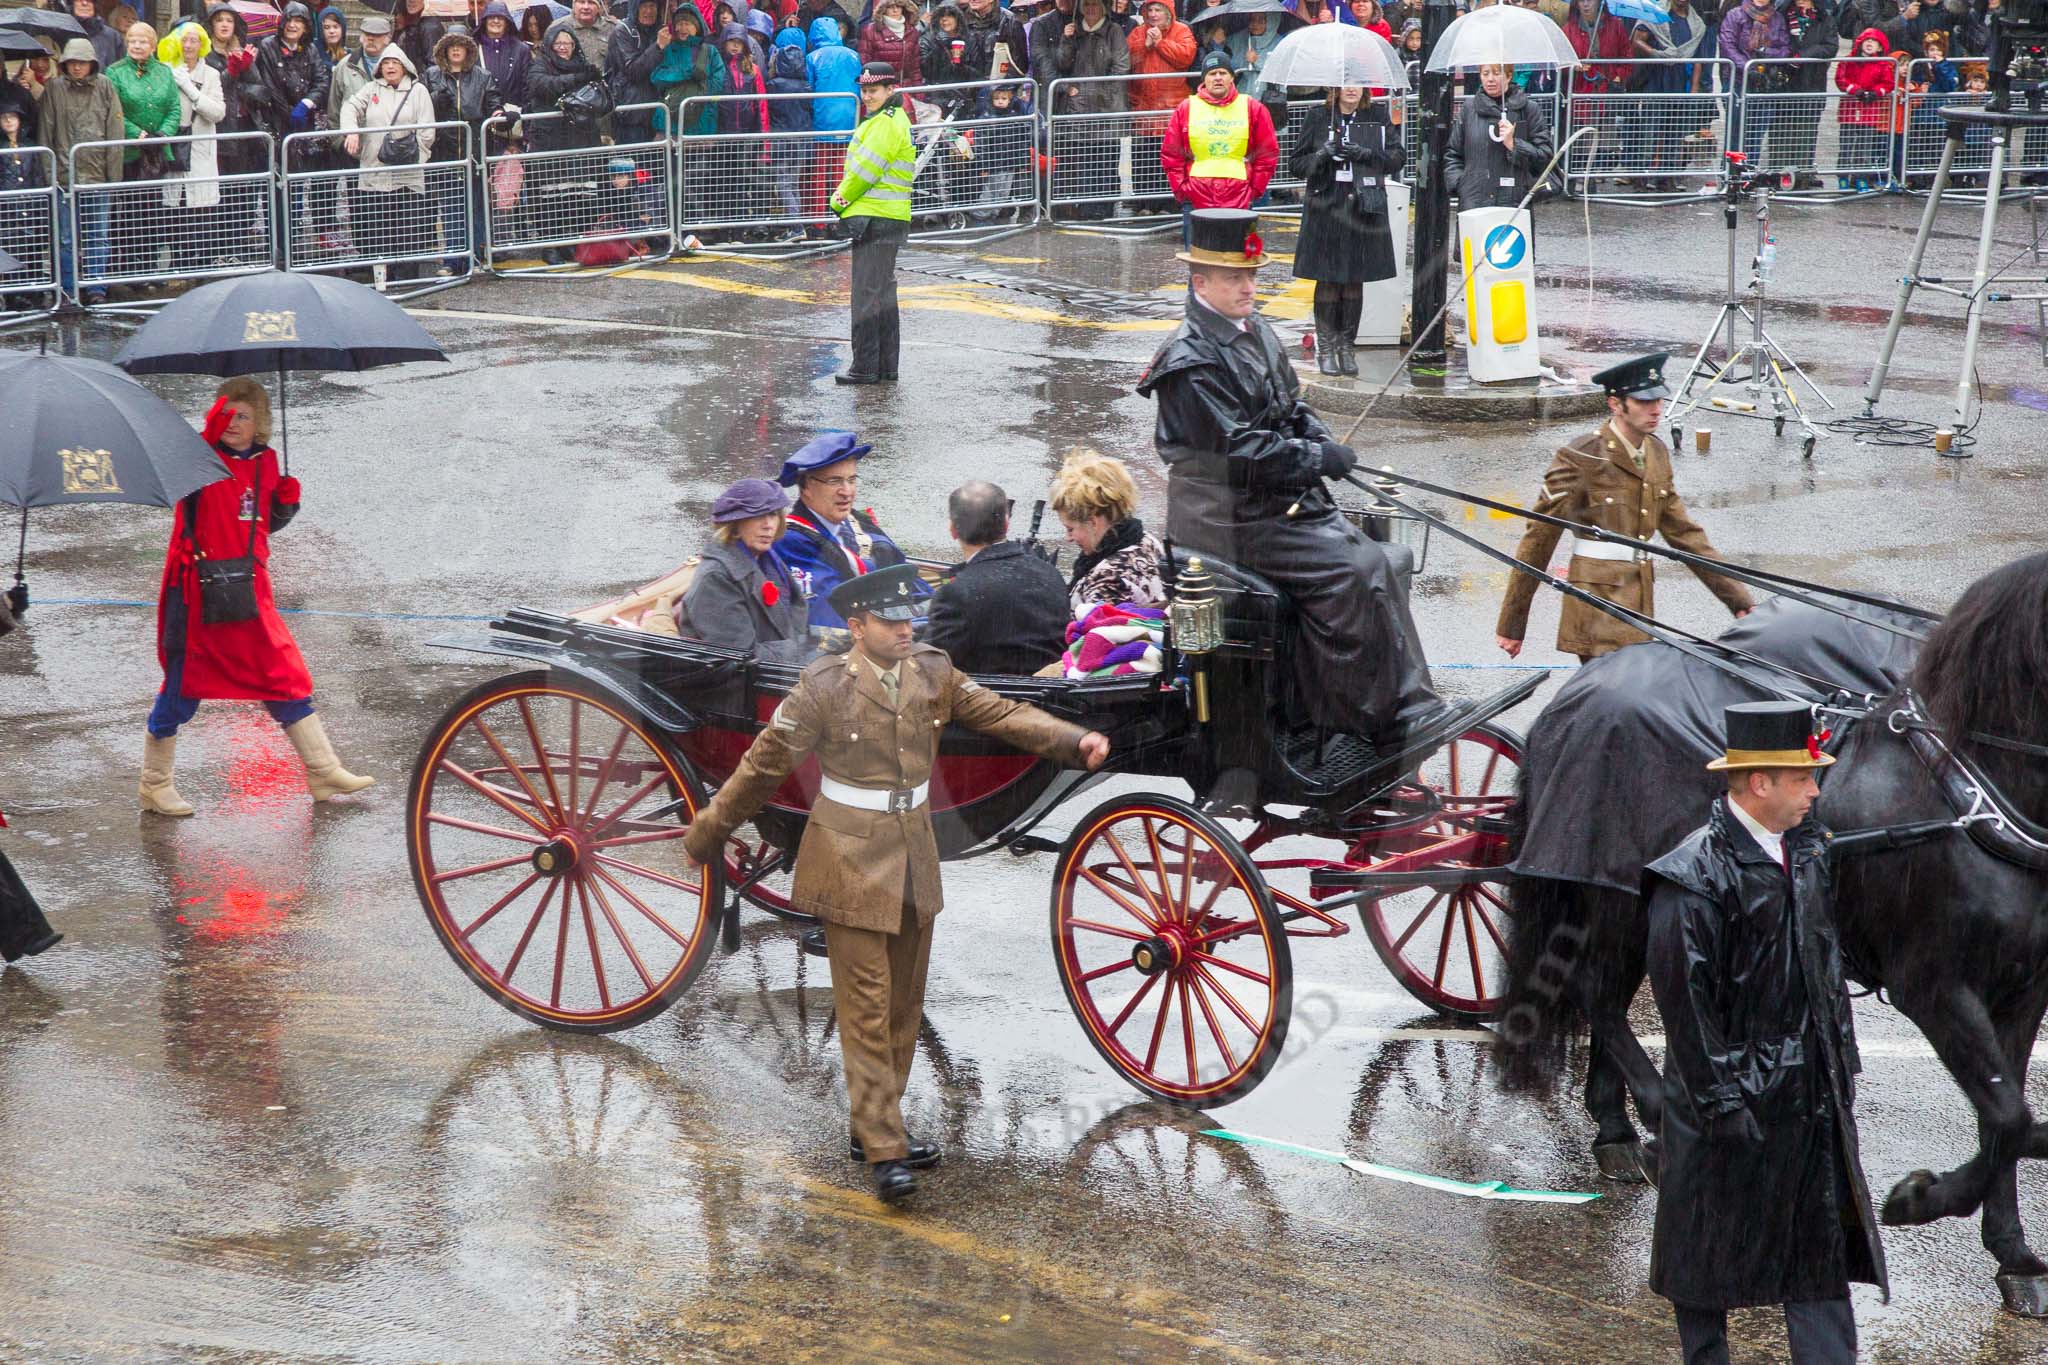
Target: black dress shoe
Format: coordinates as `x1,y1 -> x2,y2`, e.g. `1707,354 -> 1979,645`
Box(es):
799,925 -> 829,958
872,1159 -> 918,1203
851,1137 -> 941,1169
834,371 -> 881,386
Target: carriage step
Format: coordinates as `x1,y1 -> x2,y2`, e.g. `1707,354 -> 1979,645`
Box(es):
1309,864 -> 1506,892
1007,834 -> 1064,857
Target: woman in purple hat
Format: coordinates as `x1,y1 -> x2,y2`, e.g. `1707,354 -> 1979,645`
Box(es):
652,478 -> 816,660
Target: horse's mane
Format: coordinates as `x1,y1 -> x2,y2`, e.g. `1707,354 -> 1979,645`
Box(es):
1911,551 -> 2048,745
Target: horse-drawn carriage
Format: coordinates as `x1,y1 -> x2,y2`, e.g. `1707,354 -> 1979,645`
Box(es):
407,550 -> 1541,1106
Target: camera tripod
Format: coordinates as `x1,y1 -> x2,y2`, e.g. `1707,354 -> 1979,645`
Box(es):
1861,23 -> 2048,451
1669,157 -> 1831,459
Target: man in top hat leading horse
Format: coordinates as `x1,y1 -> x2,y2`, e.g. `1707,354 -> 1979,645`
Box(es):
1644,700 -> 1887,1365
1496,352 -> 1754,664
682,563 -> 1110,1205
1138,206 -> 1443,750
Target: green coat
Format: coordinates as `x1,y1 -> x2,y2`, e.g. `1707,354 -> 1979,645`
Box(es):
105,56 -> 181,162
833,101 -> 914,223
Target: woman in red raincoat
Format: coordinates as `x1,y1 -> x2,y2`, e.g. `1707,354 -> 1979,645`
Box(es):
140,377 -> 372,816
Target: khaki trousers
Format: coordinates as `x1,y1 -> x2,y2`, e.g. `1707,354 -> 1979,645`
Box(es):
824,893 -> 933,1164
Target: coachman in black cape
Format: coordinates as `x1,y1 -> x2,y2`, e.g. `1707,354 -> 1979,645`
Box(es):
1644,708 -> 1888,1325
1136,209 -> 1439,741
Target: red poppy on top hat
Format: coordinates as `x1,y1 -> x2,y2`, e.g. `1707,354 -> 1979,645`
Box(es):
1244,231 -> 1263,260
762,581 -> 780,607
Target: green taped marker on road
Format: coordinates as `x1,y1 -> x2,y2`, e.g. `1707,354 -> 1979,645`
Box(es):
1202,1129 -> 1601,1205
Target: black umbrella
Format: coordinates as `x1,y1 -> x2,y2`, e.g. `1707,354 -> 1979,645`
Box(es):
0,28 -> 47,55
114,271 -> 447,475
0,8 -> 85,38
0,342 -> 227,613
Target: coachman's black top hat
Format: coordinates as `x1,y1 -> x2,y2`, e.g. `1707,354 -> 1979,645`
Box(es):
1591,352 -> 1672,401
829,562 -> 928,623
1705,700 -> 1836,772
1177,208 -> 1271,269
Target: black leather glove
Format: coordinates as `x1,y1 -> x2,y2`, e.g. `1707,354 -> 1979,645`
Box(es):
1319,440 -> 1358,479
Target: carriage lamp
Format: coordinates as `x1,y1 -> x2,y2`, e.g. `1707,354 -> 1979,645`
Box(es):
1171,558 -> 1224,724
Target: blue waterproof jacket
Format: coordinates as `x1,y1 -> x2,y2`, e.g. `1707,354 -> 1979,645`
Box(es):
807,16 -> 861,140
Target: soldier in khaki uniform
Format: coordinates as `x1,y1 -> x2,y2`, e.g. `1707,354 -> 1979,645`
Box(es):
683,564 -> 1109,1204
1495,352 -> 1754,663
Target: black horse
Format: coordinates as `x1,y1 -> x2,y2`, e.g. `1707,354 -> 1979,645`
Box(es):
1495,554 -> 2048,1314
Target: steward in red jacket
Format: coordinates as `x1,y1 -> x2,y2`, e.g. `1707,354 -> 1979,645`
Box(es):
1161,51 -> 1278,210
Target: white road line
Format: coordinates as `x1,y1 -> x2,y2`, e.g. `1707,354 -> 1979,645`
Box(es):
1356,1024 -> 1942,1059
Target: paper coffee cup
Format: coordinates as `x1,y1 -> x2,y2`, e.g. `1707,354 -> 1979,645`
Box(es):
1934,428 -> 1955,454
1695,428 -> 1712,453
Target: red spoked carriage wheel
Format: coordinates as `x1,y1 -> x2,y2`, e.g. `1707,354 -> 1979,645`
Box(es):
408,671 -> 721,1033
1356,722 -> 1523,1022
1053,794 -> 1292,1106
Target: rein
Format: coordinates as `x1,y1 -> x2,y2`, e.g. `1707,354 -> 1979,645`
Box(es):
1890,691 -> 2048,871
1365,467 -> 1938,642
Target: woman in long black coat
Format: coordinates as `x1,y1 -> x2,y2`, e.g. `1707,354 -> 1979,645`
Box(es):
0,593 -> 60,964
1289,87 -> 1404,377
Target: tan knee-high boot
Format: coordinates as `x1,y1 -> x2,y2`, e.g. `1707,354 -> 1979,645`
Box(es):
140,734 -> 196,817
283,714 -> 375,801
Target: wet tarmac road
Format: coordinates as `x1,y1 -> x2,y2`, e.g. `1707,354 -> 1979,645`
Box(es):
4,194 -> 2048,1362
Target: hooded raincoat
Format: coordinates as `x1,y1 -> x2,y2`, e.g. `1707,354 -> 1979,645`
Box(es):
606,2 -> 669,141
652,9 -> 727,136
1644,801 -> 1889,1312
806,15 -> 861,140
527,21 -> 603,149
477,0 -> 532,107
250,2 -> 331,137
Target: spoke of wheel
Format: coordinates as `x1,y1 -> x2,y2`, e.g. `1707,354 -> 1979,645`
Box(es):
593,852 -> 704,899
1449,741 -> 1460,800
1177,976 -> 1198,1087
517,695 -> 567,819
587,770 -> 670,840
426,811 -> 545,846
1189,948 -> 1271,986
1063,916 -> 1150,944
591,864 -> 696,950
1106,830 -> 1172,926
501,879 -> 561,987
1187,918 -> 1254,948
550,886 -> 574,1009
585,871 -> 657,993
1078,958 -> 1137,984
1144,972 -> 1176,1075
575,877 -> 612,1011
433,850 -> 536,886
1141,818 -> 1178,919
438,760 -> 555,837
1106,966 -> 1162,1036
1192,960 -> 1261,1034
1187,971 -> 1238,1073
1177,825 -> 1194,913
567,699 -> 581,816
460,870 -> 544,938
1433,891 -> 1458,989
473,717 -> 555,826
1078,866 -> 1164,934
1461,894 -> 1487,1000
1474,894 -> 1510,956
593,826 -> 691,851
578,723 -> 633,826
1391,890 -> 1447,953
1479,746 -> 1502,796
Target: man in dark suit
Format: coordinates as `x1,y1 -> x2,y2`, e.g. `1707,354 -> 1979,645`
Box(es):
923,481 -> 1069,675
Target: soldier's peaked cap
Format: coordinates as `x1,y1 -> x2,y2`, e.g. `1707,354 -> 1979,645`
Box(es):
829,562 -> 928,623
1591,351 -> 1672,401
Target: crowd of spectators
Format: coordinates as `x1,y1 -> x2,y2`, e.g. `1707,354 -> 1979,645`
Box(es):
0,0 -> 2030,301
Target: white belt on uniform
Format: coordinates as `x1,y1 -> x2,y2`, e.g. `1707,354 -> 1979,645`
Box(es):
818,774 -> 930,814
1570,534 -> 1650,564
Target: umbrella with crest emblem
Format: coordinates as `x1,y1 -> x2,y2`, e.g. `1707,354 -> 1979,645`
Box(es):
114,270 -> 448,474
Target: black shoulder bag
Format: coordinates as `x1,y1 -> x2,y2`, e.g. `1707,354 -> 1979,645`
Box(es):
185,473 -> 264,626
378,85 -> 424,165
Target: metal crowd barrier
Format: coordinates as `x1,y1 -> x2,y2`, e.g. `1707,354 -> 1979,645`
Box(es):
484,104 -> 676,273
1899,60 -> 2048,194
66,130 -> 274,309
0,147 -> 60,325
901,80 -> 1042,244
672,91 -> 858,253
283,121 -> 473,297
1560,57 -> 1732,201
1735,58 -> 1886,201
1044,73 -> 1193,231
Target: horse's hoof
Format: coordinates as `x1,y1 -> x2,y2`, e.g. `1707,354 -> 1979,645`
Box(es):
1882,1169 -> 1938,1226
1996,1271 -> 2048,1317
1594,1141 -> 1650,1185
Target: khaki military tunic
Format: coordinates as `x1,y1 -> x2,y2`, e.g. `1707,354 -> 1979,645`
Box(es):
1495,422 -> 1755,659
682,643 -> 1087,930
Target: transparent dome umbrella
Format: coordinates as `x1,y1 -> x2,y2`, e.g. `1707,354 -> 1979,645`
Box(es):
1257,23 -> 1410,92
1424,5 -> 1579,73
